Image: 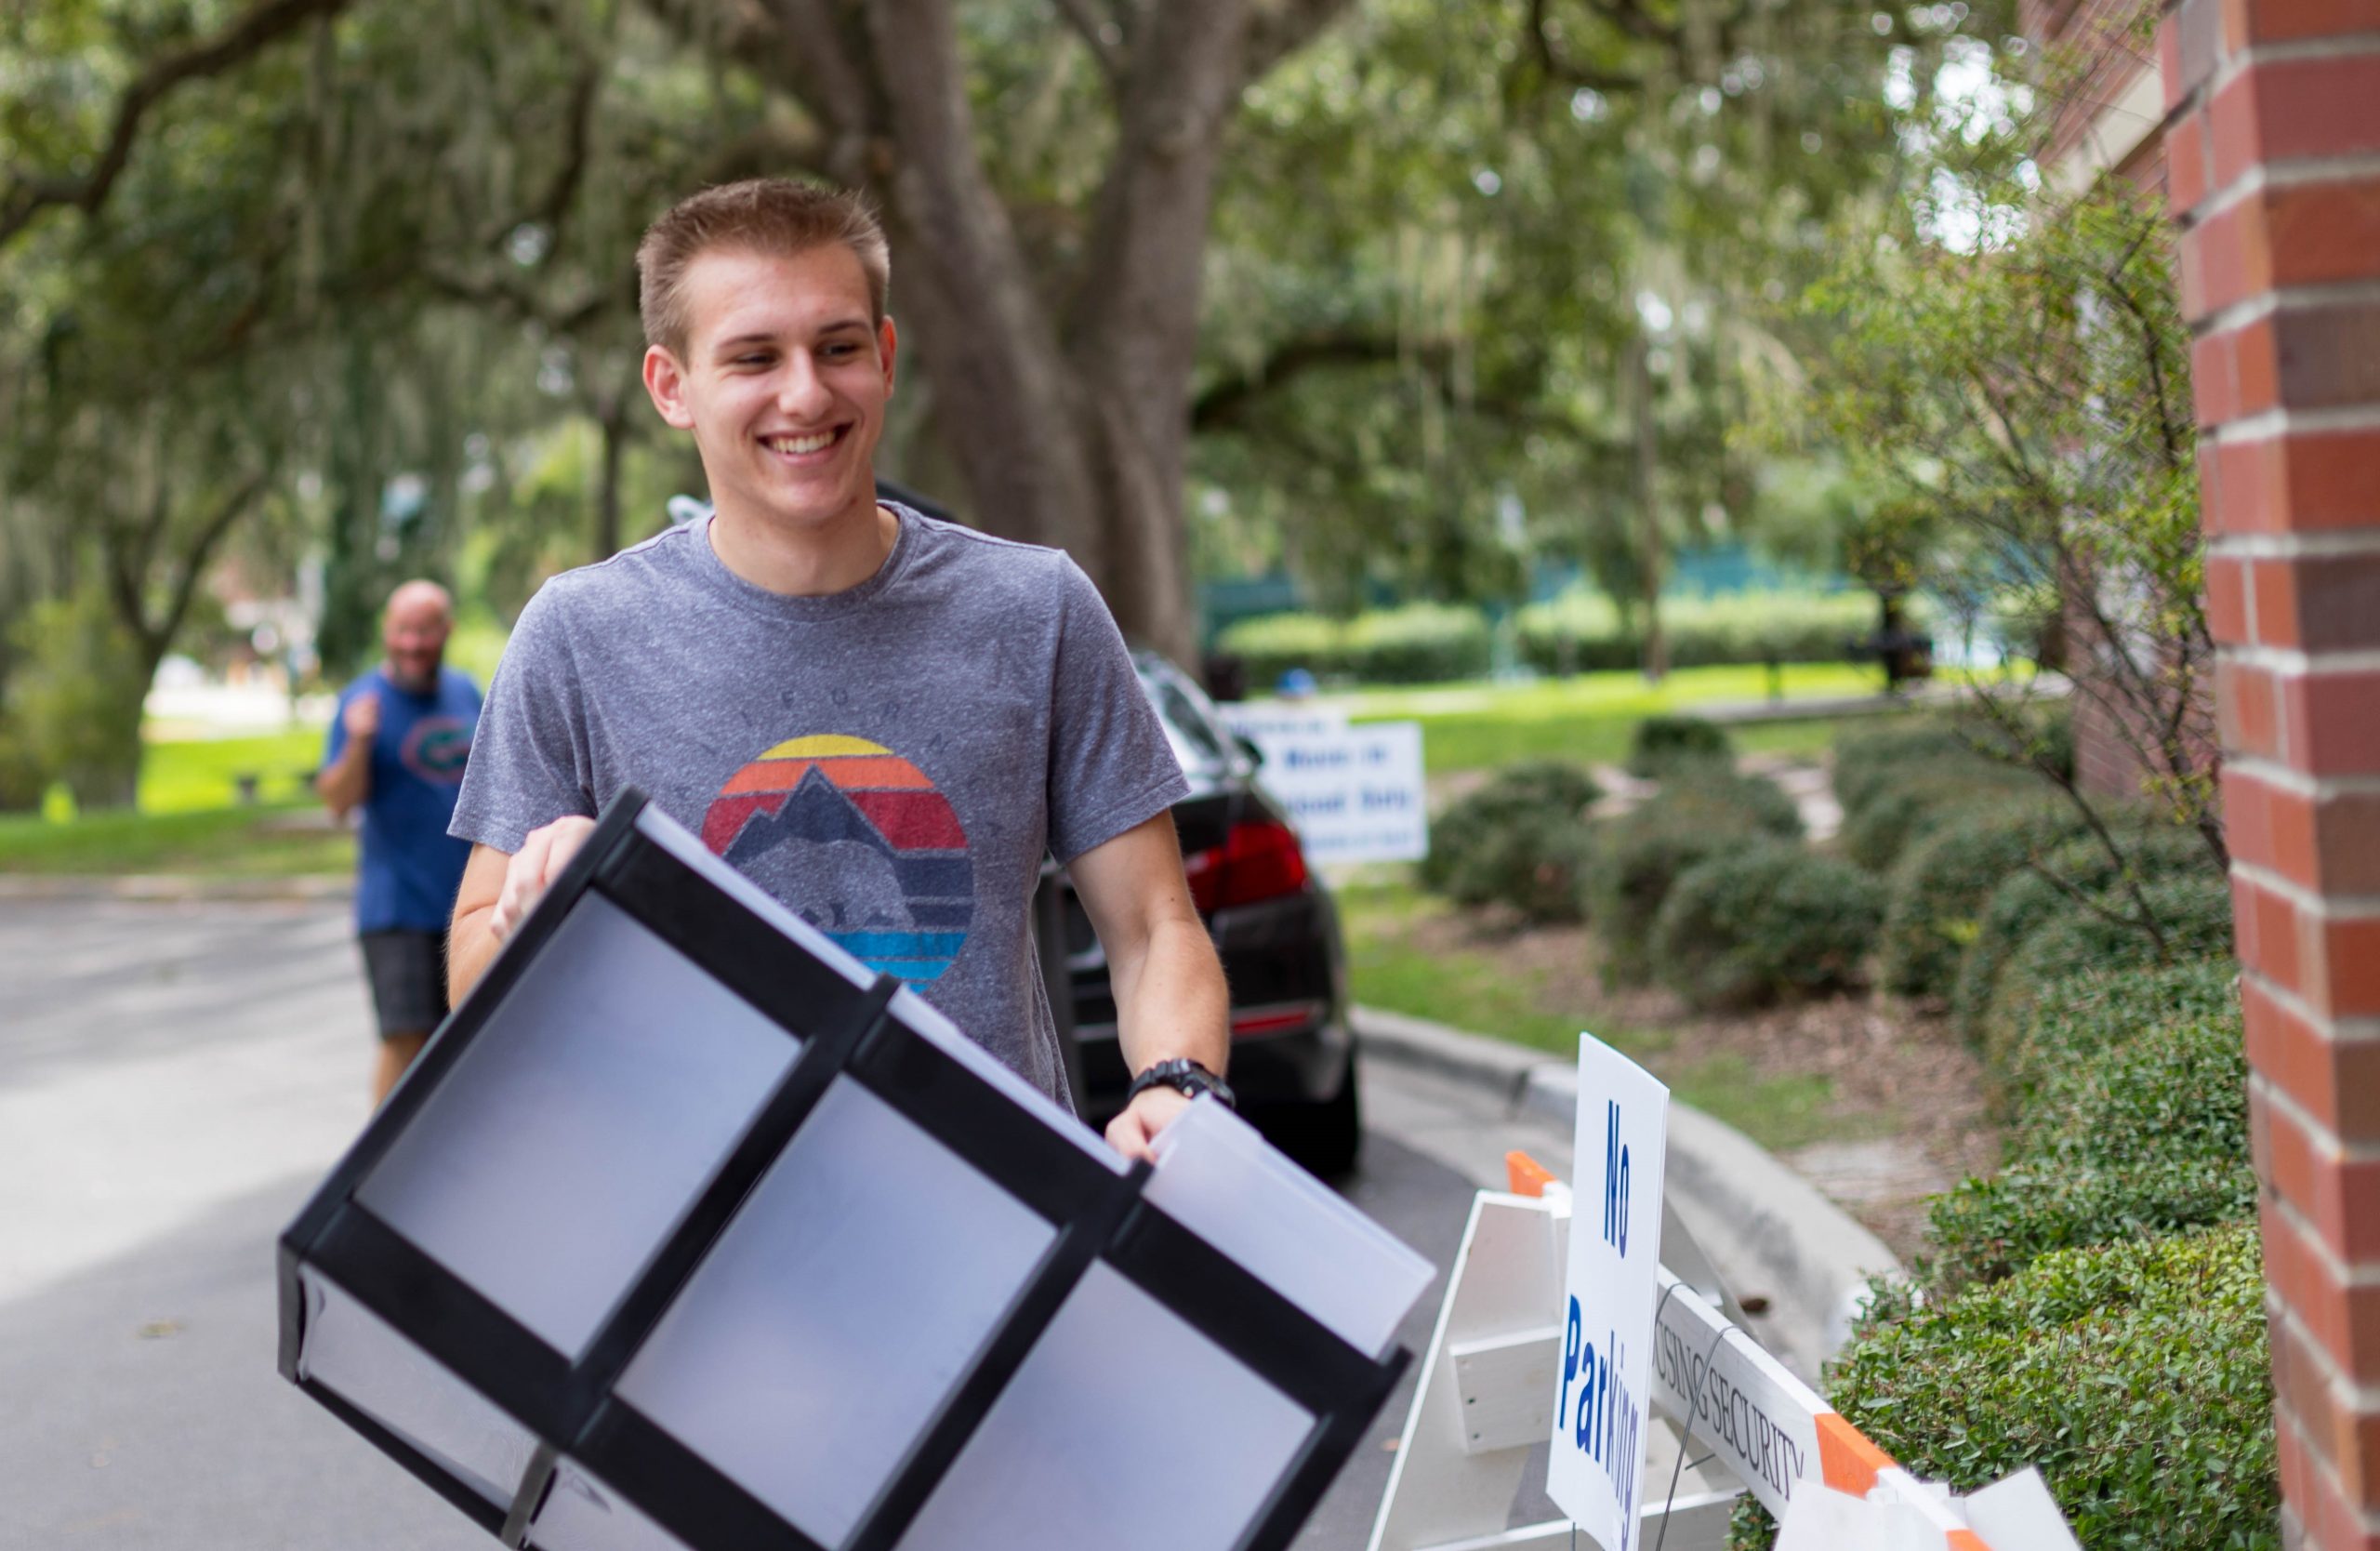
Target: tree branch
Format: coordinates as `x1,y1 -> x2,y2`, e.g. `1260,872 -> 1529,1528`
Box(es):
0,0 -> 354,250
1053,0 -> 1129,86
1523,0 -> 1647,93
1244,0 -> 1360,83
1192,329 -> 1408,430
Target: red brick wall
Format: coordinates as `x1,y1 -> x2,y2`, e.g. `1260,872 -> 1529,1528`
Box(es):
2162,0 -> 2380,1542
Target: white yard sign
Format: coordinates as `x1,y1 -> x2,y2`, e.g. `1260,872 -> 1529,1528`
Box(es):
1547,1034 -> 1669,1549
1230,720 -> 1428,866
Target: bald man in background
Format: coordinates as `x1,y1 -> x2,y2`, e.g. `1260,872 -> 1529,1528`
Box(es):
317,581 -> 483,1102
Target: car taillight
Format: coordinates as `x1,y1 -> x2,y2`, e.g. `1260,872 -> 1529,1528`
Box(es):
1182,819 -> 1310,913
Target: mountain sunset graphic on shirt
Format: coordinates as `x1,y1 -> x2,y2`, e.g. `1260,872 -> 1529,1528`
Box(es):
701,735 -> 973,983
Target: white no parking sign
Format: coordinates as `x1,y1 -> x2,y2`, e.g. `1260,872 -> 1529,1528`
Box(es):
1547,1034 -> 1669,1549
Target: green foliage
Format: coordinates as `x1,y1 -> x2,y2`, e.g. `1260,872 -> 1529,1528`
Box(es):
1830,716 -> 1993,818
1515,590 -> 1886,676
1929,1003 -> 2253,1290
1827,1226 -> 2276,1551
1835,765 -> 2037,873
1624,714 -> 1732,779
1981,875 -> 2238,1054
1650,842 -> 1883,1009
1219,591 -> 1888,688
1216,603 -> 1491,688
1878,802 -> 2082,998
0,587 -> 151,809
1419,761 -> 1601,922
1797,158 -> 2221,850
1952,825 -> 2225,1037
1988,958 -> 2241,1114
1584,773 -> 1801,985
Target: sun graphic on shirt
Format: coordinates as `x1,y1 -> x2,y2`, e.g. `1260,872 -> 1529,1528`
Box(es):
699,736 -> 973,984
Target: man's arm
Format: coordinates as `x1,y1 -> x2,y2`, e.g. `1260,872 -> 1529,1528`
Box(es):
315,692 -> 379,818
446,816 -> 598,1005
1065,811 -> 1229,1161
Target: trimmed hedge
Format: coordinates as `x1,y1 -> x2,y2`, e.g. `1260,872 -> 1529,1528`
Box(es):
1986,957 -> 2241,1113
1583,774 -> 1801,987
1516,589 -> 1888,675
1624,714 -> 1733,779
1220,589 -> 1903,687
1837,1226 -> 2275,1550
1831,719 -> 1985,818
1979,875 -> 2238,1056
1877,802 -> 2083,999
1419,761 -> 1601,922
1952,826 -> 2224,1036
1731,1226 -> 2276,1551
1215,603 -> 1491,688
1927,1003 -> 2253,1291
1650,842 -> 1884,1009
1836,768 -> 2038,873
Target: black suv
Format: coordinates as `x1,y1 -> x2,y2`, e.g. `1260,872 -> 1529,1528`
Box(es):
1056,655 -> 1360,1175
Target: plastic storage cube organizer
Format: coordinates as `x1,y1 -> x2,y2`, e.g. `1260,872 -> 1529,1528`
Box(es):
278,790 -> 1430,1551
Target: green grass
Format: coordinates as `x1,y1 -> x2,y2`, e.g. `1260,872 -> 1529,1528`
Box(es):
0,802 -> 354,876
135,728 -> 328,812
0,725 -> 349,876
1340,877 -> 1885,1154
1339,663 -> 1887,773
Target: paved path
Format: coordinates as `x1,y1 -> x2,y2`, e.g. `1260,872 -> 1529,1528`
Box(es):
0,897 -> 1541,1550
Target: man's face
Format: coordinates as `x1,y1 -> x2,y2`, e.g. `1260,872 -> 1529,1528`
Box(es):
382,591 -> 450,692
643,245 -> 896,538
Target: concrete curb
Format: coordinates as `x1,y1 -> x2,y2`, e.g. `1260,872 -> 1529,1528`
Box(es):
1354,1003 -> 1902,1359
0,874 -> 352,903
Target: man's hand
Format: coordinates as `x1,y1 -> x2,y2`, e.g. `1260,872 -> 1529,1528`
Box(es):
342,690 -> 381,743
1104,1084 -> 1191,1163
489,815 -> 598,943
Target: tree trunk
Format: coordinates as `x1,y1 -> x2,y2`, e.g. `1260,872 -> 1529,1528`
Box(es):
1631,333 -> 1666,683
753,0 -> 1324,671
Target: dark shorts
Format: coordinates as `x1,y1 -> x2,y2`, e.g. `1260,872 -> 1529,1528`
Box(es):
361,929 -> 451,1039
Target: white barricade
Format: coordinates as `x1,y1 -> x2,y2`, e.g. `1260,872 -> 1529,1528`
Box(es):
1368,1162 -> 2079,1551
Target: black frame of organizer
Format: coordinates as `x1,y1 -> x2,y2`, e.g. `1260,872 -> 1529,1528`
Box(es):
278,788 -> 1408,1551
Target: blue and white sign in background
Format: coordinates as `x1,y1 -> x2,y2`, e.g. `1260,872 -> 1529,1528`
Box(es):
1547,1033 -> 1670,1548
1220,711 -> 1428,866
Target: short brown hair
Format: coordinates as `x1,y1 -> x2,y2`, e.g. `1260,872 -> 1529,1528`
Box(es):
635,179 -> 891,357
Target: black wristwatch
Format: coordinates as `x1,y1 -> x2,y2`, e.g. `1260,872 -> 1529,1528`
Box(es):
1126,1057 -> 1236,1112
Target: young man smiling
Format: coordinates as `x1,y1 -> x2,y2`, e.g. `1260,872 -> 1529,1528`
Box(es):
445,179 -> 1230,1158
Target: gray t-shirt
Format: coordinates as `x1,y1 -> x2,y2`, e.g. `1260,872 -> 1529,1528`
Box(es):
450,504 -> 1190,1107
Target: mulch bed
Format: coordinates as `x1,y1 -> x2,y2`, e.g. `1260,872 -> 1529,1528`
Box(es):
1400,899 -> 2001,1262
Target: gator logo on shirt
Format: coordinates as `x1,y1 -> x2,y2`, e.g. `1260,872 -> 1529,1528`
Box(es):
401,717 -> 473,784
700,736 -> 974,984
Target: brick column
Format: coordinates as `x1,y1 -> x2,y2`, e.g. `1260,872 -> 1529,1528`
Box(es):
2162,0 -> 2380,1544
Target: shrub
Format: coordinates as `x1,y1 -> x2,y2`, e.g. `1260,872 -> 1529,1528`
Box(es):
1925,1002 -> 2252,1289
1980,874 -> 2237,1054
1420,761 -> 1601,922
1835,768 -> 2037,874
1585,782 -> 1786,986
1831,718 -> 1984,818
1215,603 -> 1494,687
1831,1226 -> 2276,1551
1877,802 -> 2082,999
1343,602 -> 1493,683
1516,589 -> 1888,676
1211,611 -> 1348,689
1650,842 -> 1884,1009
1624,714 -> 1733,779
1988,957 -> 2240,1112
1952,825 -> 2223,1036
1671,767 -> 1805,841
